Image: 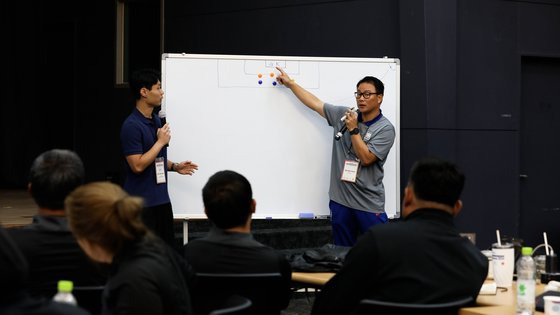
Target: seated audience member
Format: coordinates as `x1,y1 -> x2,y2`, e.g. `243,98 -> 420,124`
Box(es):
311,157 -> 488,315
8,149 -> 106,298
0,226 -> 90,315
184,170 -> 292,313
64,182 -> 193,315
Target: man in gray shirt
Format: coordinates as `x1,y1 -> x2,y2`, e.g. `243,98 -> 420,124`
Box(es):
276,68 -> 395,246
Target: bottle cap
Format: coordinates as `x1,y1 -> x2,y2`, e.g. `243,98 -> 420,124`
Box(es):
521,247 -> 533,256
58,280 -> 73,292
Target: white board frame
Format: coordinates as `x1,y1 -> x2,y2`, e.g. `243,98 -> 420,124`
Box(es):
162,53 -> 400,219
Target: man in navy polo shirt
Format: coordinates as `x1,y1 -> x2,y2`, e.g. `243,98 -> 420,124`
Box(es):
120,68 -> 198,250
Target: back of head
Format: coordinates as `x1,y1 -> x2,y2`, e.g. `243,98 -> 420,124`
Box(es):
202,170 -> 253,229
0,227 -> 28,297
356,76 -> 384,95
29,149 -> 85,210
409,157 -> 465,207
130,68 -> 161,100
65,182 -> 147,255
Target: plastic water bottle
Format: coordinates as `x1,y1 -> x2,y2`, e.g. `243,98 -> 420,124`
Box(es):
52,280 -> 77,306
516,247 -> 536,315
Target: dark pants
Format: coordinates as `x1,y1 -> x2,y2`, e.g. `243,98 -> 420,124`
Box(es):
142,202 -> 176,251
329,200 -> 388,247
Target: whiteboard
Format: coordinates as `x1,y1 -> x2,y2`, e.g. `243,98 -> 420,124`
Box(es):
162,54 -> 400,219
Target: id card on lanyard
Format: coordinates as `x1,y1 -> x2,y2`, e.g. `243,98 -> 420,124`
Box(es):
340,113 -> 379,183
341,160 -> 359,183
155,157 -> 166,184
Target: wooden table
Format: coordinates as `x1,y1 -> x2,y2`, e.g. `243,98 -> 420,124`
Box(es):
291,272 -> 335,287
291,272 -> 547,314
459,282 -> 545,315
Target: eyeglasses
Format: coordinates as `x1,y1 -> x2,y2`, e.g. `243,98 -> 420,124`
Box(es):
354,92 -> 379,99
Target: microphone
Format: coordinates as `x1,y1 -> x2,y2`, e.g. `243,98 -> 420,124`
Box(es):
158,110 -> 169,147
158,110 -> 167,126
335,107 -> 357,141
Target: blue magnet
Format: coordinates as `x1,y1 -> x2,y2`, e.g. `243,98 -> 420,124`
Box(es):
298,212 -> 314,219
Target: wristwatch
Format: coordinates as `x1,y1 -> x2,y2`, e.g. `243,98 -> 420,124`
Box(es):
349,128 -> 360,135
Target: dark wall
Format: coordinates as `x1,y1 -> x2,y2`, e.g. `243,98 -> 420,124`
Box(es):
452,0 -> 520,249
2,1 -> 81,186
164,0 -> 400,57
3,0 -> 560,250
1,0 -> 160,188
454,0 -> 560,250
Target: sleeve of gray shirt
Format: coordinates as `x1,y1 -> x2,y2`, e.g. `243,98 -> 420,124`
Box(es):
323,103 -> 347,127
324,103 -> 395,162
366,119 -> 395,162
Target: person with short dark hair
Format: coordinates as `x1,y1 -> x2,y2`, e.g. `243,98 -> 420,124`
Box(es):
120,68 -> 198,249
184,170 -> 292,314
276,69 -> 396,246
27,149 -> 85,210
311,157 -> 488,315
65,181 -> 193,315
0,226 -> 90,315
8,149 -> 106,298
202,170 -> 254,230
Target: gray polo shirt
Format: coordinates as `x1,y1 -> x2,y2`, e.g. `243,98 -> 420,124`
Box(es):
323,103 -> 395,213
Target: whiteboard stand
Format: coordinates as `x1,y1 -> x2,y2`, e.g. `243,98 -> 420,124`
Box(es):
183,218 -> 188,245
173,214 -> 189,244
174,214 -> 208,244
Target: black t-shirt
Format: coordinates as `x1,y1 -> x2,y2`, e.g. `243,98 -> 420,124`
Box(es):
104,235 -> 193,315
8,216 -> 107,298
311,208 -> 488,315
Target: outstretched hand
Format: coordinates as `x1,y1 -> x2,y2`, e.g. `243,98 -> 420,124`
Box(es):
174,161 -> 198,175
276,67 -> 294,87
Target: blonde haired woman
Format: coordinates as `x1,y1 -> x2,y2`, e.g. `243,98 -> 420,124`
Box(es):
65,182 -> 192,315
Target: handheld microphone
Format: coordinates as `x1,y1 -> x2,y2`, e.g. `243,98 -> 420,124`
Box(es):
158,110 -> 169,147
158,110 -> 167,126
335,107 -> 357,141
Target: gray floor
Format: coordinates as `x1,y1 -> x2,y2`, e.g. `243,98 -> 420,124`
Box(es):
282,291 -> 316,315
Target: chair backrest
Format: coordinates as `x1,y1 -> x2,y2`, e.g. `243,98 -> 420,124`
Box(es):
352,296 -> 473,315
209,295 -> 252,315
191,272 -> 289,315
72,285 -> 105,315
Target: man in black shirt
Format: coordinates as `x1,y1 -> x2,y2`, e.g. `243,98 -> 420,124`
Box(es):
311,157 -> 488,315
9,149 -> 106,298
184,170 -> 292,314
0,226 -> 90,315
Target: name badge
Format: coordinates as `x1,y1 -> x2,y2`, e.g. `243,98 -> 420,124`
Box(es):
155,157 -> 166,184
341,160 -> 359,183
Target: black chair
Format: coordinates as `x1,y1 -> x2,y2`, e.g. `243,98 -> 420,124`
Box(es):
72,285 -> 105,315
190,272 -> 290,315
351,296 -> 473,315
209,295 -> 252,315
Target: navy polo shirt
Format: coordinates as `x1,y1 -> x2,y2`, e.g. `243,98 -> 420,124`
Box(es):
120,108 -> 170,207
